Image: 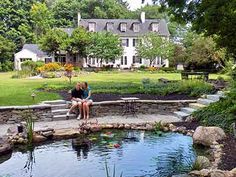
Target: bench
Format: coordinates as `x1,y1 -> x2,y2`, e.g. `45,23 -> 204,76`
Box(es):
181,71 -> 209,81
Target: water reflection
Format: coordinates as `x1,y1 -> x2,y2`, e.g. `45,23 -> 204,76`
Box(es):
0,130 -> 196,177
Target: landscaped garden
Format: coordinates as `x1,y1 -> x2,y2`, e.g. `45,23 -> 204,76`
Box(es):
0,71 -> 227,106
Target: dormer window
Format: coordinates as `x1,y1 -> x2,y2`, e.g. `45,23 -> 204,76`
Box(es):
133,23 -> 140,32
88,22 -> 96,32
151,23 -> 159,32
106,22 -> 113,32
120,23 -> 127,32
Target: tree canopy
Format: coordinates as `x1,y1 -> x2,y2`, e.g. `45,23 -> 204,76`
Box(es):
136,33 -> 174,66
157,0 -> 236,57
86,32 -> 123,64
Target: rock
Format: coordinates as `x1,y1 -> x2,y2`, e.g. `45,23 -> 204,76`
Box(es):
189,169 -> 210,177
7,126 -> 18,136
41,131 -> 54,138
53,128 -> 80,140
230,168 -> 236,175
172,174 -> 191,177
195,156 -> 211,169
169,124 -> 176,131
33,134 -> 47,143
0,143 -> 12,155
163,127 -> 169,132
210,170 -> 234,177
146,124 -> 154,131
193,126 -> 226,146
124,124 -> 131,129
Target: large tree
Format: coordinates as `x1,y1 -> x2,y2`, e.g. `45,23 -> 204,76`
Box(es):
61,27 -> 91,61
156,0 -> 236,58
39,29 -> 68,57
0,35 -> 16,63
86,32 -> 123,65
136,33 -> 174,66
0,0 -> 36,49
30,2 -> 54,38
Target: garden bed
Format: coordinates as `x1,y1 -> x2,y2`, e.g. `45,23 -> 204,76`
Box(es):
218,135 -> 236,170
57,91 -> 196,102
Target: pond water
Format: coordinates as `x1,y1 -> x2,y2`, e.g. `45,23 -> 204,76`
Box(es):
0,130 -> 196,177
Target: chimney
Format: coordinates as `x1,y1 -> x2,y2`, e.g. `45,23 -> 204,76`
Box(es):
77,12 -> 81,27
140,12 -> 145,23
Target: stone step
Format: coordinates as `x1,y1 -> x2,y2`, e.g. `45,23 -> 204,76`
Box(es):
206,94 -> 221,101
43,100 -> 67,105
53,114 -> 77,121
173,111 -> 190,120
51,104 -> 68,110
197,98 -> 215,106
51,109 -> 69,116
180,107 -> 196,114
189,103 -> 206,110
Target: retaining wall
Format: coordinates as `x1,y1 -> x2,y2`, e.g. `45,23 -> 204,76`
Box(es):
0,100 -> 196,124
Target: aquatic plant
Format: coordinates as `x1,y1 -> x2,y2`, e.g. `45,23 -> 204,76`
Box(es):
105,160 -> 123,177
154,121 -> 163,136
21,110 -> 35,145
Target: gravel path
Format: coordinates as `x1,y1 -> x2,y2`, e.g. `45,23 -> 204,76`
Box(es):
0,114 -> 180,136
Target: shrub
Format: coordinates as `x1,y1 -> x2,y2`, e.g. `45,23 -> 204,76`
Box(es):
11,70 -> 32,79
0,61 -> 14,72
139,65 -> 146,70
37,62 -> 62,73
147,66 -> 157,72
21,60 -> 44,75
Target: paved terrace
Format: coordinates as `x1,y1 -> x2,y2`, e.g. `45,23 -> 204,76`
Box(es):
0,114 -> 180,136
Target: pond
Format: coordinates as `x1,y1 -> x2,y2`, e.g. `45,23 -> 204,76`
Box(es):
0,130 -> 196,177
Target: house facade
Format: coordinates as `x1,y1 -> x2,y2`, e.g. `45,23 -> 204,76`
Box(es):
73,12 -> 170,68
67,12 -> 170,68
14,44 -> 52,70
14,12 -> 170,70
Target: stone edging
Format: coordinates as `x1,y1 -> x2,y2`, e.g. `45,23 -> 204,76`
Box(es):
1,122 -> 235,176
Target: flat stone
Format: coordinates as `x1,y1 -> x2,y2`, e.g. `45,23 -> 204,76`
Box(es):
0,143 -> 12,155
33,134 -> 47,143
53,128 -> 80,140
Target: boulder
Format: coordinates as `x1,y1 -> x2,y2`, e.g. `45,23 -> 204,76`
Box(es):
193,126 -> 226,146
230,168 -> 236,175
195,156 -> 211,169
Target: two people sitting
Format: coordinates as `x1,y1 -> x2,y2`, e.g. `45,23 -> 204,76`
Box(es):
66,82 -> 93,120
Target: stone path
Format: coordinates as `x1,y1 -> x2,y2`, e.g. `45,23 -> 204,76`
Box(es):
174,91 -> 225,120
0,113 -> 180,136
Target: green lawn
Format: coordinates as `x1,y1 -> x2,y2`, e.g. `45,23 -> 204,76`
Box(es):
0,71 -> 228,106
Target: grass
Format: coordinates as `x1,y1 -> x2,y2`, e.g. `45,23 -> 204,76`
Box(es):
0,71 -> 228,106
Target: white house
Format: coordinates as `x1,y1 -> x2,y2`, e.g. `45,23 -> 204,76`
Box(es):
76,12 -> 170,68
14,44 -> 52,70
61,12 -> 170,69
14,12 -> 170,70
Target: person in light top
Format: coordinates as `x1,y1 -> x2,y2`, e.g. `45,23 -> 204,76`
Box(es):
82,82 -> 93,120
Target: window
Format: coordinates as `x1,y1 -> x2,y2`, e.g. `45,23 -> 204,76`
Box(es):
92,58 -> 95,65
88,22 -> 96,32
133,39 -> 139,47
121,39 -> 129,47
121,56 -> 123,65
124,56 -> 127,65
151,23 -> 159,32
120,23 -> 127,32
132,56 -> 142,64
20,58 -> 32,62
106,22 -> 113,31
133,23 -> 140,32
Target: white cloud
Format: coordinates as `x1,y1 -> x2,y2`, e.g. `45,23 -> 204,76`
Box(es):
125,0 -> 153,10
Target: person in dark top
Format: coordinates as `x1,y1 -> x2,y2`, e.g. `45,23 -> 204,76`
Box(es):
66,82 -> 84,119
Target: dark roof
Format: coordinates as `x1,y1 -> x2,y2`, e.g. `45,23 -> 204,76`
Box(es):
61,18 -> 170,37
22,44 -> 47,56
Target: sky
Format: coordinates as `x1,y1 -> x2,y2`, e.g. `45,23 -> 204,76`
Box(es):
125,0 -> 153,10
